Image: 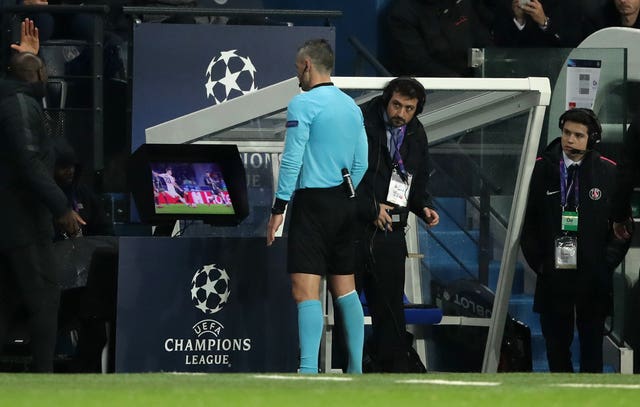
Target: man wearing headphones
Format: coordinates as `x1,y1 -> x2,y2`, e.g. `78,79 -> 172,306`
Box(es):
355,77 -> 439,372
521,108 -> 626,372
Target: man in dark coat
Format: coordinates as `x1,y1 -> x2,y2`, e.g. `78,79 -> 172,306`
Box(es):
0,52 -> 81,372
356,77 -> 439,372
521,108 -> 627,372
585,0 -> 640,34
387,0 -> 494,77
493,0 -> 586,47
52,140 -> 114,240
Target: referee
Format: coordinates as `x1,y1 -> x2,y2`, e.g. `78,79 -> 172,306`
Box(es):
266,39 -> 368,374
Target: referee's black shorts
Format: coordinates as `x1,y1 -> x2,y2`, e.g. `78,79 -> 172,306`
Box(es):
287,185 -> 357,276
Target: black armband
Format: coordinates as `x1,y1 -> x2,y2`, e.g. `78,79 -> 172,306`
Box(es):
271,198 -> 288,215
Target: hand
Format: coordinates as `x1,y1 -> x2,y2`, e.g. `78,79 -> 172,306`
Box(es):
423,207 -> 439,227
266,214 -> 283,246
23,0 -> 49,5
10,18 -> 39,55
57,210 -> 87,237
613,219 -> 633,241
512,0 -> 526,24
521,0 -> 547,26
374,203 -> 394,232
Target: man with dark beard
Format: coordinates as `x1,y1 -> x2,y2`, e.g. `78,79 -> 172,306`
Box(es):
356,77 -> 439,372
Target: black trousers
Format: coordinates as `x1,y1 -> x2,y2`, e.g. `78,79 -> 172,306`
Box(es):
361,227 -> 409,372
0,241 -> 61,372
540,306 -> 605,373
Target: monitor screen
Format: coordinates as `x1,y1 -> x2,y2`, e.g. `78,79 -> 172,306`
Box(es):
129,144 -> 249,226
151,162 -> 235,215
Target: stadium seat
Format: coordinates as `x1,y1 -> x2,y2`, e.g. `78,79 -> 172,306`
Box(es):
319,286 -> 443,373
359,291 -> 443,326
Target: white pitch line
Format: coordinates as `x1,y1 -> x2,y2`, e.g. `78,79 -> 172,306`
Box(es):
169,372 -> 207,375
554,383 -> 640,390
397,379 -> 501,387
254,374 -> 353,382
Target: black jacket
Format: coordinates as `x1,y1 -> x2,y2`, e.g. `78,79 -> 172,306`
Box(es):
54,180 -> 114,240
356,95 -> 434,227
493,0 -> 585,47
0,77 -> 69,249
52,141 -> 114,240
387,0 -> 494,77
583,1 -> 640,36
521,138 -> 622,316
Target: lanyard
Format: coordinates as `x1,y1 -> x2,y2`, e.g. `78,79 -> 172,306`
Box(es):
388,126 -> 407,178
559,161 -> 579,210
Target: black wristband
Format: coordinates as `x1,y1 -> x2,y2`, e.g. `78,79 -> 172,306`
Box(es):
271,197 -> 288,215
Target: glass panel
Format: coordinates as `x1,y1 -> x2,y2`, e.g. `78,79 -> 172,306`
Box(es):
482,48 -> 628,159
199,116 -> 287,142
415,106 -> 533,372
419,110 -> 530,302
179,87 -> 540,241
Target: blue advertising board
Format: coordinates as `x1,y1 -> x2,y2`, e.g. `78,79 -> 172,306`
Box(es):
116,237 -> 297,372
131,23 -> 336,149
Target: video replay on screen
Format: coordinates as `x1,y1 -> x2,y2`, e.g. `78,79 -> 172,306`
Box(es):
150,162 -> 236,215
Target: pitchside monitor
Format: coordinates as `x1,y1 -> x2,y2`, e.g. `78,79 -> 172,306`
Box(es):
129,144 -> 248,226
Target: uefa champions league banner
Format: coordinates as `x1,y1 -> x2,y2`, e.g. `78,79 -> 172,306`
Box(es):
116,237 -> 297,372
131,24 -> 336,150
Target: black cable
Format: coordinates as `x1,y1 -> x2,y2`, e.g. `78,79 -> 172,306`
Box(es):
173,220 -> 195,237
363,117 -> 411,370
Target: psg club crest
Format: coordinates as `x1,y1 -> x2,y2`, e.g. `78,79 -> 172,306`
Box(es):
205,50 -> 258,104
589,188 -> 602,201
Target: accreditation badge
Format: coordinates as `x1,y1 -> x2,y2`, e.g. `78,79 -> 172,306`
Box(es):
386,169 -> 412,207
561,211 -> 578,232
555,234 -> 577,269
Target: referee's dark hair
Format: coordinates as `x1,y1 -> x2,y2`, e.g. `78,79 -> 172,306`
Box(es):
382,77 -> 426,115
297,38 -> 334,75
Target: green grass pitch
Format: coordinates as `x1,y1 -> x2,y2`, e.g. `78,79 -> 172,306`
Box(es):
155,203 -> 235,215
2,372 -> 640,406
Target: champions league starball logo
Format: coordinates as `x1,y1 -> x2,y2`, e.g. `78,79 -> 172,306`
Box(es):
190,264 -> 231,314
162,263 -> 251,367
205,50 -> 258,104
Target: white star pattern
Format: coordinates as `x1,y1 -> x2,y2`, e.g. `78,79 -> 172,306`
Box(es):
204,50 -> 258,104
239,55 -> 258,93
190,264 -> 231,314
239,55 -> 256,75
218,49 -> 238,63
218,67 -> 242,95
205,79 -> 215,99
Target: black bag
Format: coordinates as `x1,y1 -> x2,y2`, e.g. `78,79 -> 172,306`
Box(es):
431,279 -> 533,372
362,331 -> 427,373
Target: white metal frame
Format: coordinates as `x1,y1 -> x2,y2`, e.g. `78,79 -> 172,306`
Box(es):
146,76 -> 551,373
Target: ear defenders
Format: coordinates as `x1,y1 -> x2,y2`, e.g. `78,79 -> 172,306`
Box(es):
558,108 -> 602,149
382,77 -> 426,115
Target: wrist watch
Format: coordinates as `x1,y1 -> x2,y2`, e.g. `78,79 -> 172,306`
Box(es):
539,16 -> 550,31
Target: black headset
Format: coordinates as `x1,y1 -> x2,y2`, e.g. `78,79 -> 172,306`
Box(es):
381,77 -> 426,115
558,107 -> 602,149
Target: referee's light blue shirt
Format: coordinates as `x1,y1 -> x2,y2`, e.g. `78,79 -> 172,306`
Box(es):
276,85 -> 368,202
